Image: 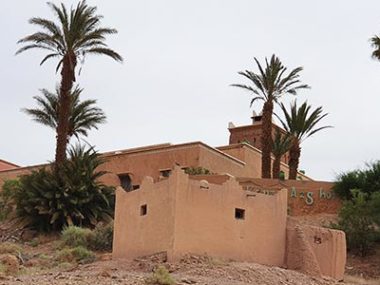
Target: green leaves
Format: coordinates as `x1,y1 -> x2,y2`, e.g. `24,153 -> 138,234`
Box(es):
334,161 -> 380,200
17,0 -> 123,69
333,189 -> 378,257
22,86 -> 106,141
277,101 -> 331,143
232,54 -> 310,106
12,145 -> 114,231
272,130 -> 292,157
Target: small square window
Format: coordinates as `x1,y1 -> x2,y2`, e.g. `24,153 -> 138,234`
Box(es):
235,208 -> 245,220
140,204 -> 147,216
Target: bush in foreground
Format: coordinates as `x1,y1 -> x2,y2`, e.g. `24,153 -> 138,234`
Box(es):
332,190 -> 378,257
0,180 -> 19,221
13,145 -> 115,231
56,246 -> 95,264
61,226 -> 92,248
145,266 -> 176,285
61,223 -> 114,252
88,223 -> 114,251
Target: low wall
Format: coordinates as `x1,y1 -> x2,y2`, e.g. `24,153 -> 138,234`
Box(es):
285,218 -> 346,280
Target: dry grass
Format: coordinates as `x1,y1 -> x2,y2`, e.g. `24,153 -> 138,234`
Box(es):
0,242 -> 22,255
345,275 -> 380,285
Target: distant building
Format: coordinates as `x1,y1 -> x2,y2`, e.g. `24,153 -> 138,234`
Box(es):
0,159 -> 19,172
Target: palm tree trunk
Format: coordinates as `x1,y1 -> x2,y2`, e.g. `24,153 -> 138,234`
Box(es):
55,53 -> 77,169
261,100 -> 273,178
272,155 -> 281,179
288,141 -> 301,180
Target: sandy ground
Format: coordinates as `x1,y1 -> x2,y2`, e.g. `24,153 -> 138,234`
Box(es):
0,255 -> 353,285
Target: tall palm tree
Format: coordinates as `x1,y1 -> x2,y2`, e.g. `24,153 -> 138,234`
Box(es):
23,86 -> 106,141
277,101 -> 331,180
16,1 -> 122,168
232,55 -> 309,178
272,130 -> 292,179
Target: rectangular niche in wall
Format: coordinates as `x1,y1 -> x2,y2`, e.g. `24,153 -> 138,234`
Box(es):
140,204 -> 147,216
235,208 -> 245,220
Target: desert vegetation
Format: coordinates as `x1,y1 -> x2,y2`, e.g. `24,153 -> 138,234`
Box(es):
332,162 -> 380,257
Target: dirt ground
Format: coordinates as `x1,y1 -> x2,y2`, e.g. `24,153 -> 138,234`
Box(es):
0,252 -> 357,285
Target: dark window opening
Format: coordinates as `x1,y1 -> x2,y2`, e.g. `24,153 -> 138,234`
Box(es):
235,208 -> 245,220
118,174 -> 132,191
133,185 -> 140,190
140,204 -> 147,216
160,169 -> 171,178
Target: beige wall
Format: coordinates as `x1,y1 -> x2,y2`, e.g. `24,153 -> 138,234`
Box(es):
113,166 -> 288,266
286,218 -> 346,280
113,168 -> 346,279
99,142 -> 245,187
172,169 -> 288,266
113,177 -> 177,259
217,144 -> 310,181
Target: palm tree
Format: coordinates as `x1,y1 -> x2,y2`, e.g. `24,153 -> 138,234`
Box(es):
277,101 -> 331,180
272,130 -> 292,179
16,1 -> 122,168
232,55 -> 309,178
23,86 -> 106,142
370,35 -> 380,60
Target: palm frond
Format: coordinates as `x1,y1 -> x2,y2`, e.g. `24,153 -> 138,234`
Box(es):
23,86 -> 106,140
278,101 -> 332,142
83,47 -> 123,62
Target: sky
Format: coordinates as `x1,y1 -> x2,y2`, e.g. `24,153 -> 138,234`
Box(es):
1,0 -> 380,181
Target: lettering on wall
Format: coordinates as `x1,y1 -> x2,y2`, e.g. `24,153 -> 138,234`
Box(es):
242,185 -> 335,206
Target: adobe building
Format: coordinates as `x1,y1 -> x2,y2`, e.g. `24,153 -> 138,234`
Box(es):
0,159 -> 19,172
113,166 -> 346,279
0,114 -> 346,279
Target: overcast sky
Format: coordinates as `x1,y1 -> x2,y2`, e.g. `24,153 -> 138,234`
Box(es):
1,0 -> 380,181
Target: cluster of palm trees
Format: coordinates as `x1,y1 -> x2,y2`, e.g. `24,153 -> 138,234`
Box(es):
233,55 -> 331,180
16,1 -> 122,172
16,1 -> 380,182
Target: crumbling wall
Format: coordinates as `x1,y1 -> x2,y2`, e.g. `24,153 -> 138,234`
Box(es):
286,217 -> 346,280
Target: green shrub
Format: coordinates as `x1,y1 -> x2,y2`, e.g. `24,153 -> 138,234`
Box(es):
145,266 -> 175,285
61,226 -> 92,248
13,145 -> 115,231
334,161 -> 380,200
184,167 -> 211,175
0,179 -> 19,221
57,246 -> 95,264
88,223 -> 113,251
332,190 -> 378,257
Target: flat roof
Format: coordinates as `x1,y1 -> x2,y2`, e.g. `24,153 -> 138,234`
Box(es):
0,141 -> 246,174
